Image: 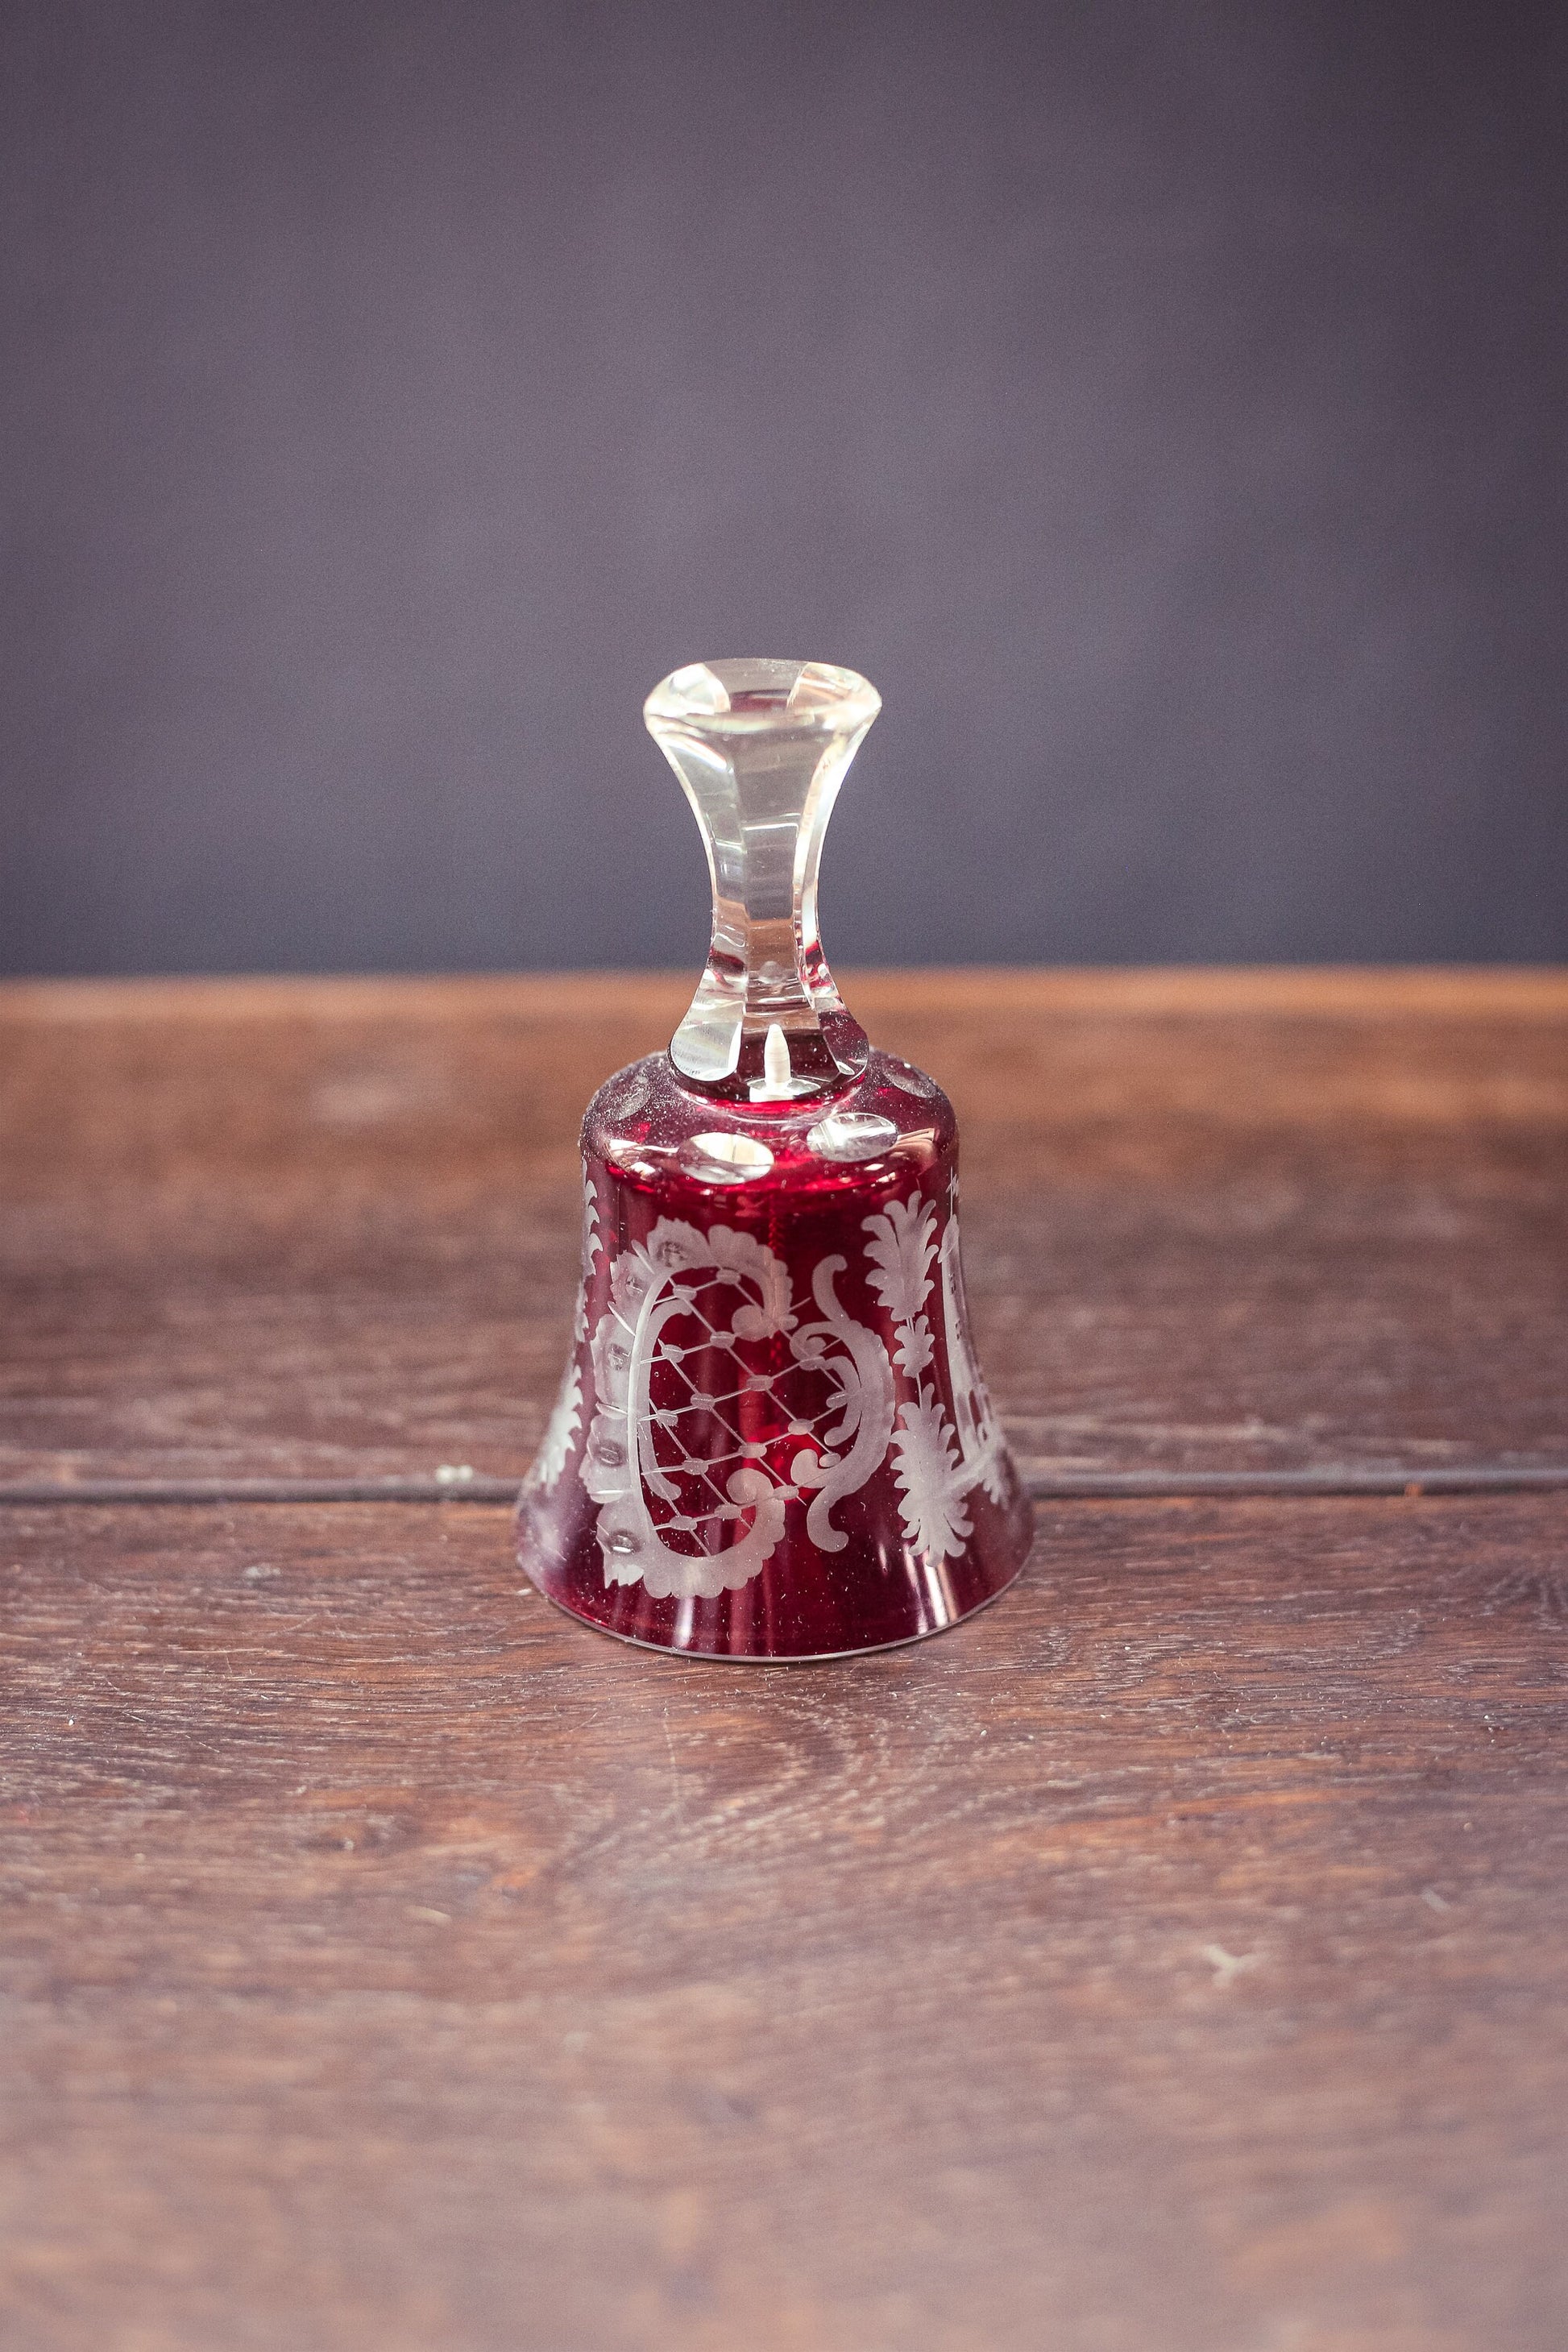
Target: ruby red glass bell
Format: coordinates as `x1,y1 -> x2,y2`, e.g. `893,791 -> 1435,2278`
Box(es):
516,659 -> 1032,1659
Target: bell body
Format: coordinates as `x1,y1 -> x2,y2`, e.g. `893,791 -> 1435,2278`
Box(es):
517,1047 -> 1032,1659
516,656 -> 1031,1658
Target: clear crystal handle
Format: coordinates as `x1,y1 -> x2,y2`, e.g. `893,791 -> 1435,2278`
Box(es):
645,657 -> 879,1102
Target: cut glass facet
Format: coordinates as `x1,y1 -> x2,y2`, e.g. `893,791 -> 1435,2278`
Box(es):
646,658 -> 877,1101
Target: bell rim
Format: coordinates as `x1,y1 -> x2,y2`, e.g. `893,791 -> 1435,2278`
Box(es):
515,1540 -> 1031,1664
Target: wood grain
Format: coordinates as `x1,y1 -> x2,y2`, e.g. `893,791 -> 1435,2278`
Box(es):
4,973 -> 1566,2349
2,1495 -> 1566,2351
2,970 -> 1566,1486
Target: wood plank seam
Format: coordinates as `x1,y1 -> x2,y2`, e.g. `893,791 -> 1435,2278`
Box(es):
1,1466 -> 1566,1505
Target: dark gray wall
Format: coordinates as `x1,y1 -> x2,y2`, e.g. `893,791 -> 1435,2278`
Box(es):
3,0 -> 1564,977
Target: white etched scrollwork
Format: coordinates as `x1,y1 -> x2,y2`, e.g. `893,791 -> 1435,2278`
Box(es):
790,1254 -> 897,1553
527,1176 -> 602,1495
940,1207 -> 1009,1507
582,1217 -> 894,1602
865,1185 -> 1006,1567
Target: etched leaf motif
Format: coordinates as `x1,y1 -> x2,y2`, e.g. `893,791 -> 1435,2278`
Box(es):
864,1195 -> 940,1330
890,1389 -> 973,1566
530,1363 -> 582,1491
571,1176 -> 603,1344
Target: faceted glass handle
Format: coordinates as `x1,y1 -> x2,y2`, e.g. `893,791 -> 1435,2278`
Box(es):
645,657 -> 879,1102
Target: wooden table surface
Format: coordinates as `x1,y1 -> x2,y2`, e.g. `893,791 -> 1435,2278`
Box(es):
2,969 -> 1566,2351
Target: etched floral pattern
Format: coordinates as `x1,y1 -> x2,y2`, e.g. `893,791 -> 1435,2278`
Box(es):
867,1182 -> 1009,1571
581,1218 -> 892,1602
864,1193 -> 940,1375
890,1390 -> 974,1562
530,1363 -> 582,1493
940,1213 -> 1009,1508
526,1176 -> 602,1495
533,1168 -> 1009,1599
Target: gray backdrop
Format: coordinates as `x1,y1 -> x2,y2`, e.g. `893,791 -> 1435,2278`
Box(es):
3,0 -> 1564,977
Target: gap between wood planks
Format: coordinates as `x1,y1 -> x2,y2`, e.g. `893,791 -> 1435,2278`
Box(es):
0,1466 -> 1565,1505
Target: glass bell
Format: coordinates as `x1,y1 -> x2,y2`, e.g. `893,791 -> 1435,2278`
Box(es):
516,658 -> 1032,1659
